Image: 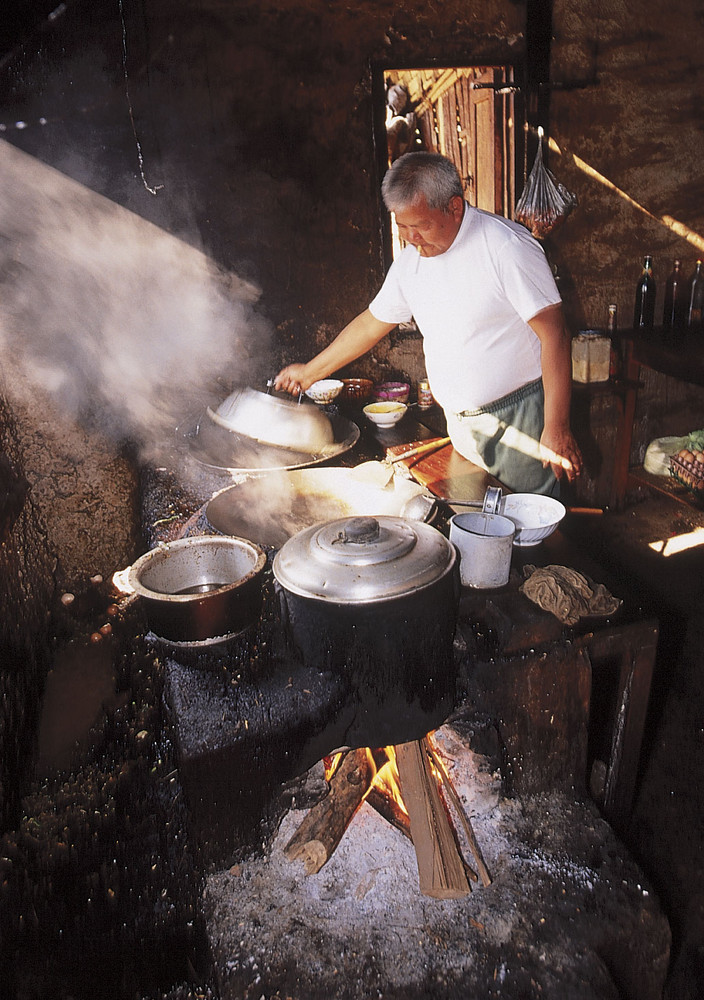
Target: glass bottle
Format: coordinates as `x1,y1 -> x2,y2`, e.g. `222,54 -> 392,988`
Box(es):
607,304 -> 621,378
607,303 -> 618,333
687,260 -> 704,334
662,258 -> 686,338
633,255 -> 656,333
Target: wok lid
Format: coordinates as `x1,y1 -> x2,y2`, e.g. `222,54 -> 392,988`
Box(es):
179,409 -> 360,474
208,386 -> 334,452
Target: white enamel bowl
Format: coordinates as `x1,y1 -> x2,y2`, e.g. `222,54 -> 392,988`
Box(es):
500,493 -> 566,546
363,401 -> 407,427
305,379 -> 344,404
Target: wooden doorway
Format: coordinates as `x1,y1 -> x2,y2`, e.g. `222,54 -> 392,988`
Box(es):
376,65 -> 519,263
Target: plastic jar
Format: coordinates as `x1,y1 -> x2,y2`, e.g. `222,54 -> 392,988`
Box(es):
571,331 -> 611,383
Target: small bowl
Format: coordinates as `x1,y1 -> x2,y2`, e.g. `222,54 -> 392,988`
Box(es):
305,379 -> 344,404
363,401 -> 408,427
339,378 -> 373,403
373,381 -> 410,404
500,493 -> 566,547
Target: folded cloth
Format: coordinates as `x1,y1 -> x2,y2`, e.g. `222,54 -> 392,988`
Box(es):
519,564 -> 621,625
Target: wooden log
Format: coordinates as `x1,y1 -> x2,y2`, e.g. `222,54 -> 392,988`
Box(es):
424,738 -> 491,887
366,786 -> 412,841
395,740 -> 472,899
284,748 -> 374,874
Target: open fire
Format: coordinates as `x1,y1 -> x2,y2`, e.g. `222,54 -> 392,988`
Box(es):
284,736 -> 491,898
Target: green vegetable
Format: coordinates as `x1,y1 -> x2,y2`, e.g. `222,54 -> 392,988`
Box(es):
685,428 -> 704,451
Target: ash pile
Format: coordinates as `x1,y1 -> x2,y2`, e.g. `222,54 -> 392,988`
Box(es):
205,715 -> 670,1000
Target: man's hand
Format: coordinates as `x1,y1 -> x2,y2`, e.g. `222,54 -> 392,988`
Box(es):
274,364 -> 314,395
539,426 -> 584,482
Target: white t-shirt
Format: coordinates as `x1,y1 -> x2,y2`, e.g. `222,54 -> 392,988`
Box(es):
369,204 -> 561,412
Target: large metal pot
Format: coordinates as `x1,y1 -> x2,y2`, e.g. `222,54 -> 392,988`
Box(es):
127,535 -> 266,643
272,515 -> 460,747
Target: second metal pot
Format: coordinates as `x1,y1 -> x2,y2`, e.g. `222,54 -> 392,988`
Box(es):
272,515 -> 460,747
127,535 -> 267,643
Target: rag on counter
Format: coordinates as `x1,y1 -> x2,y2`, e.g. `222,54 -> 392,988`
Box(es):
519,564 -> 621,625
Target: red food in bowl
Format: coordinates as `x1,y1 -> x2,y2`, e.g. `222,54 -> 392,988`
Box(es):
373,381 -> 410,403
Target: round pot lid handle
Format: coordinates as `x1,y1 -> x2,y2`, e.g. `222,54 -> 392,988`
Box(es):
338,516 -> 381,544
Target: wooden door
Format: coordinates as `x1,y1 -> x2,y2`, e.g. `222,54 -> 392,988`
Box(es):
383,66 -> 516,220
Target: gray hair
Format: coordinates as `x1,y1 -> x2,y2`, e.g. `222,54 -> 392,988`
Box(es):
381,152 -> 463,213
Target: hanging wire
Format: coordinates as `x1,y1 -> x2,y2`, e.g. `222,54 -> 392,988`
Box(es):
118,0 -> 163,195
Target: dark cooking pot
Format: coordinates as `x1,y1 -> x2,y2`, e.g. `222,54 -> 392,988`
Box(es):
272,515 -> 460,747
127,535 -> 266,643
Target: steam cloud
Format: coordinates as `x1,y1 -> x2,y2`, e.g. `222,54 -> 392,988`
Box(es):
0,139 -> 272,460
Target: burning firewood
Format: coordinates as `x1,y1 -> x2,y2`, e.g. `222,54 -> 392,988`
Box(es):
366,786 -> 412,841
284,738 -> 490,897
423,737 -> 492,887
284,748 -> 375,875
395,740 -> 473,899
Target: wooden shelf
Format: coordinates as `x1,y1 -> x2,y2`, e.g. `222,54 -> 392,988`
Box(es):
610,334 -> 704,509
622,332 -> 704,387
627,466 -> 704,508
572,377 -> 641,397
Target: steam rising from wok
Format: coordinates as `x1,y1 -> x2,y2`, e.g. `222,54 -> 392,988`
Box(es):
0,140 -> 272,461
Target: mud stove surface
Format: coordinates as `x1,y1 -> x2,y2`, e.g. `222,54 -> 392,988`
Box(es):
157,600 -> 670,1000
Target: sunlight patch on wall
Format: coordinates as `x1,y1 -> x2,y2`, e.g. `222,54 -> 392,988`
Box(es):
547,136 -> 704,255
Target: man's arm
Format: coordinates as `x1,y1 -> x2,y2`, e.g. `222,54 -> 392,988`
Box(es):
275,309 -> 396,394
529,303 -> 584,482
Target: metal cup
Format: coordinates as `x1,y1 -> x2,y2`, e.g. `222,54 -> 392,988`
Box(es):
449,512 -> 515,589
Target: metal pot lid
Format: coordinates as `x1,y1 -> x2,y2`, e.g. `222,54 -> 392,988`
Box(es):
178,410 -> 360,474
208,386 -> 335,452
272,514 -> 456,604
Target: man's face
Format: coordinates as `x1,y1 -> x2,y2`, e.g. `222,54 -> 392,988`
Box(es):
393,195 -> 464,257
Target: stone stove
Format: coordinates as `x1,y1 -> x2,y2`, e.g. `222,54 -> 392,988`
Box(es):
138,461 -> 671,1000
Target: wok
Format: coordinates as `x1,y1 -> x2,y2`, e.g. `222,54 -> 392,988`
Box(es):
205,466 -> 430,549
179,409 -> 360,474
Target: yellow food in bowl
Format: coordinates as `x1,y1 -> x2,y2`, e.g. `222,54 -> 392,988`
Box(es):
365,401 -> 405,414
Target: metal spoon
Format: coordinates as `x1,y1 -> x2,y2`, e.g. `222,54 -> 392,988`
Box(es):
401,486 -> 503,521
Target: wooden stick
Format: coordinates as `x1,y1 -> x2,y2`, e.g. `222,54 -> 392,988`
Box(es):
395,740 -> 471,899
388,436 -> 451,464
366,786 -> 412,840
423,738 -> 492,887
284,748 -> 374,874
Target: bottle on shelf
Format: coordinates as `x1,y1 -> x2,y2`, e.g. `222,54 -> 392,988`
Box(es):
633,255 -> 656,334
687,259 -> 704,334
607,303 -> 618,333
607,304 -> 621,378
662,258 -> 686,339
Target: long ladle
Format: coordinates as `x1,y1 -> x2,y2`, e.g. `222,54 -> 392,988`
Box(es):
402,489 -> 603,521
401,486 -> 502,521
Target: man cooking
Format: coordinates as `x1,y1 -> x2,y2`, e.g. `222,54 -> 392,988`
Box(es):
275,151 -> 583,496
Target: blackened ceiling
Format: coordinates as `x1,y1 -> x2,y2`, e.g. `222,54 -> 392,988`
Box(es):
2,0 -> 62,56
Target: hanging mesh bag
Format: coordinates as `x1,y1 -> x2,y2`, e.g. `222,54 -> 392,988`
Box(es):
515,130 -> 578,239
